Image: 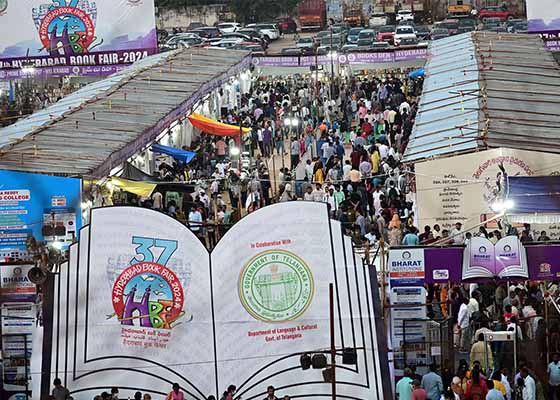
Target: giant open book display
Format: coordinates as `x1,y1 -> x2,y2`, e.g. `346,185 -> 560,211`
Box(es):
462,236 -> 528,280
33,203 -> 390,400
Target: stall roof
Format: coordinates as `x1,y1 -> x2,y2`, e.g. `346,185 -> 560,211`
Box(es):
404,32 -> 560,163
0,48 -> 250,177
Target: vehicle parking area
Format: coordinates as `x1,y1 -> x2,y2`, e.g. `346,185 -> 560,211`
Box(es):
157,3 -> 528,57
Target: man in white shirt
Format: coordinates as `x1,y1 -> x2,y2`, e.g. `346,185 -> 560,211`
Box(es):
399,101 -> 411,115
151,191 -> 163,210
457,297 -> 470,352
188,207 -> 202,234
378,142 -> 389,160
305,160 -> 314,181
521,367 -> 536,400
304,186 -> 314,201
311,183 -> 326,202
450,222 -> 464,244
342,160 -> 352,181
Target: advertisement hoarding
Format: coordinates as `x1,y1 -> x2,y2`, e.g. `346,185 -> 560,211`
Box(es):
0,170 -> 82,261
527,0 -> 560,33
0,0 -> 157,79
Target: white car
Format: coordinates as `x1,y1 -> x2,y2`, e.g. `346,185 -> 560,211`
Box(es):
369,13 -> 389,27
393,25 -> 417,45
296,37 -> 315,50
396,10 -> 414,23
247,23 -> 280,40
210,37 -> 244,48
216,22 -> 241,34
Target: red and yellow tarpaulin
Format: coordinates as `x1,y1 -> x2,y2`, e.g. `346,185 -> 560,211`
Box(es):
188,113 -> 250,137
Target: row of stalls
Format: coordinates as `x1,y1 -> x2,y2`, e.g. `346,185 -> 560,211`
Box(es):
0,47 -> 254,400
404,31 -> 560,234
385,31 -> 560,380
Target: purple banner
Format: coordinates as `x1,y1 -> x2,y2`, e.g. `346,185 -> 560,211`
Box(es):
0,48 -> 156,80
527,245 -> 560,280
545,40 -> 560,51
253,48 -> 428,68
424,247 -> 463,284
0,48 -> 157,70
0,64 -> 130,80
395,48 -> 428,61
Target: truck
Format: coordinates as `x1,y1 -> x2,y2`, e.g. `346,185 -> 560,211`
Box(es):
343,3 -> 364,26
326,0 -> 344,23
447,0 -> 474,17
297,0 -> 327,31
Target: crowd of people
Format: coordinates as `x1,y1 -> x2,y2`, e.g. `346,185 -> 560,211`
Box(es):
51,379 -> 288,400
103,70 -> 423,250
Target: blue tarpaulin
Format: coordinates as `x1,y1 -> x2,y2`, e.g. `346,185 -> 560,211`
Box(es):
151,144 -> 196,164
408,68 -> 424,78
507,176 -> 560,214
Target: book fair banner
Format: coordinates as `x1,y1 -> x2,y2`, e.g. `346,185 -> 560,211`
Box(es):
0,0 -> 157,79
526,0 -> 560,33
35,204 -> 390,400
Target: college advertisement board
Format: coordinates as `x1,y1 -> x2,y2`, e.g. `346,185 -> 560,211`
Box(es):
0,0 -> 157,79
415,148 -> 560,231
38,204 -> 388,400
0,265 -> 36,301
0,170 -> 81,261
527,0 -> 560,33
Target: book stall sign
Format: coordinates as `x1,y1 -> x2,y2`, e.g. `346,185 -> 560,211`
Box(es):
388,248 -> 425,287
0,170 -> 81,261
0,265 -> 36,301
463,236 -> 528,280
0,0 -> 157,79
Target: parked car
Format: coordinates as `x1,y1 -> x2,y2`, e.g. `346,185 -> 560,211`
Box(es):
415,25 -> 431,40
190,26 -> 221,38
479,5 -> 514,21
296,37 -> 315,50
235,44 -> 266,56
370,41 -> 391,50
281,47 -> 303,55
217,22 -> 241,34
221,33 -> 266,50
394,25 -> 416,45
397,37 -> 420,48
210,37 -> 244,48
276,16 -> 298,33
358,29 -> 376,41
342,43 -> 358,52
377,25 -> 396,43
441,19 -> 460,35
357,37 -> 374,48
369,12 -> 389,27
187,22 -> 205,30
396,10 -> 414,23
161,33 -> 204,50
346,27 -> 363,44
430,27 -> 450,40
247,23 -> 281,40
237,29 -> 269,48
458,18 -> 478,33
508,20 -> 528,33
161,36 -> 204,51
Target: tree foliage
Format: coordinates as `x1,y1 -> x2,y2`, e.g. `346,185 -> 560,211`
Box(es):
156,0 -> 301,23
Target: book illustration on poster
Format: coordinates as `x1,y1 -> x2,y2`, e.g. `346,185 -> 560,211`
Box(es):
36,204 -> 389,400
462,236 -> 528,280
